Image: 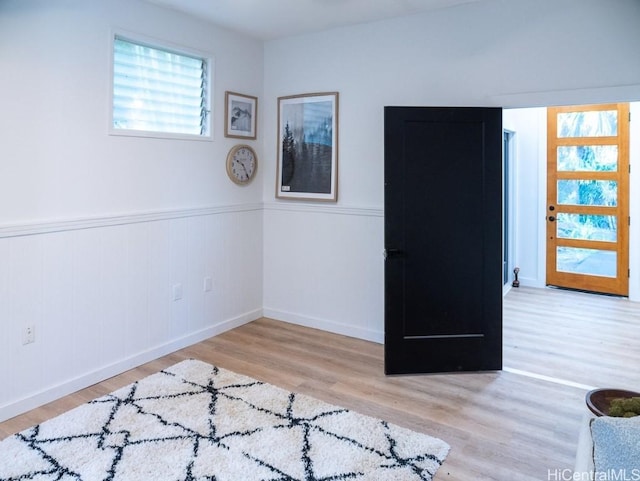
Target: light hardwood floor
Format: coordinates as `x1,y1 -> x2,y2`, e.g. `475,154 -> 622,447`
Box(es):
2,286 -> 639,480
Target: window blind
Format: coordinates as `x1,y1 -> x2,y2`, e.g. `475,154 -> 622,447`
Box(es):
113,37 -> 208,136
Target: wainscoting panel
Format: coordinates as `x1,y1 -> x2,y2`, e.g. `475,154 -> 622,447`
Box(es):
0,206 -> 263,422
262,203 -> 384,343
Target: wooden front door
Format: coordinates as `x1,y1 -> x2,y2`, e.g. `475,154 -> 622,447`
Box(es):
546,103 -> 630,296
384,107 -> 503,375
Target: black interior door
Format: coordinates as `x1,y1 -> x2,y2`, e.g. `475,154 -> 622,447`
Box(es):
384,107 -> 503,375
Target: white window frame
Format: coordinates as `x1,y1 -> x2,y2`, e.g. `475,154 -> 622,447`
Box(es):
109,30 -> 214,141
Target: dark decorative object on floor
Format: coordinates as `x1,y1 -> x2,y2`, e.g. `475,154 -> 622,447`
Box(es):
512,267 -> 520,288
586,388 -> 640,417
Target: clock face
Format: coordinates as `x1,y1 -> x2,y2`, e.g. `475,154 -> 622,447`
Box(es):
226,145 -> 257,185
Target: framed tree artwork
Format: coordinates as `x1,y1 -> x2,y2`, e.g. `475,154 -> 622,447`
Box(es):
225,91 -> 257,139
276,92 -> 339,201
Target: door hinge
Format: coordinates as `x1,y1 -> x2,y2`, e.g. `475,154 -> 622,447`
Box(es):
629,268 -> 631,278
629,216 -> 631,226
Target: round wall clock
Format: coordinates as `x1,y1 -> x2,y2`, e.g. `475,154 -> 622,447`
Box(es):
226,144 -> 257,185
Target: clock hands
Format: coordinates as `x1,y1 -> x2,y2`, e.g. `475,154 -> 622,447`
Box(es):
235,159 -> 250,179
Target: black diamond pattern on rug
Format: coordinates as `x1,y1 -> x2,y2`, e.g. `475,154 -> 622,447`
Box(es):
0,359 -> 449,480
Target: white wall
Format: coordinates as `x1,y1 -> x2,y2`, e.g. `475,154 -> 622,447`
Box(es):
262,0 -> 640,341
503,108 -> 547,288
0,0 -> 264,421
0,0 -> 264,220
3,0 -> 640,423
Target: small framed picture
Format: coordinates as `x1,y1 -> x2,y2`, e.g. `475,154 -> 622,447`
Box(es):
276,92 -> 339,201
224,91 -> 257,139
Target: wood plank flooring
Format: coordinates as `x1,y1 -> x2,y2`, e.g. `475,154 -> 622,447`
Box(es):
2,286 -> 639,480
504,286 -> 640,392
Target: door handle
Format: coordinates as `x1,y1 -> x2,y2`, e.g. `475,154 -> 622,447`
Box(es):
384,248 -> 404,260
548,216 -> 556,222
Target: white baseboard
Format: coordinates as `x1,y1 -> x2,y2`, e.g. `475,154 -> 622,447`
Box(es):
262,308 -> 383,344
0,309 -> 261,423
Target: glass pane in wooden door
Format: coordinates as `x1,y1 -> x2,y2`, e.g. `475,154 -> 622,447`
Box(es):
557,145 -> 618,171
556,213 -> 617,242
557,247 -> 617,278
557,110 -> 617,137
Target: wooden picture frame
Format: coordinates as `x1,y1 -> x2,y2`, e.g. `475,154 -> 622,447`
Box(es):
224,91 -> 257,139
276,92 -> 339,201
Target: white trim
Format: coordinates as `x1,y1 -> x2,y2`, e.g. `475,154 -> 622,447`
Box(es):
491,83 -> 640,109
0,204 -> 263,239
0,309 -> 262,423
263,201 -> 383,218
0,203 -> 384,239
629,102 -> 640,301
503,129 -> 516,289
263,308 -> 383,344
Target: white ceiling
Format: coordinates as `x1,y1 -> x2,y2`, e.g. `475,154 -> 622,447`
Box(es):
143,0 -> 482,40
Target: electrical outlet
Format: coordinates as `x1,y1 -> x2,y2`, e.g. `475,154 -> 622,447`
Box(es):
203,276 -> 213,292
23,325 -> 35,345
172,283 -> 183,301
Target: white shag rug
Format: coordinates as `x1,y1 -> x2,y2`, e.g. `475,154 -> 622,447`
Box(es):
0,359 -> 449,480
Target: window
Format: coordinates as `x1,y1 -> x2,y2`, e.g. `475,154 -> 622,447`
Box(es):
111,34 -> 211,139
